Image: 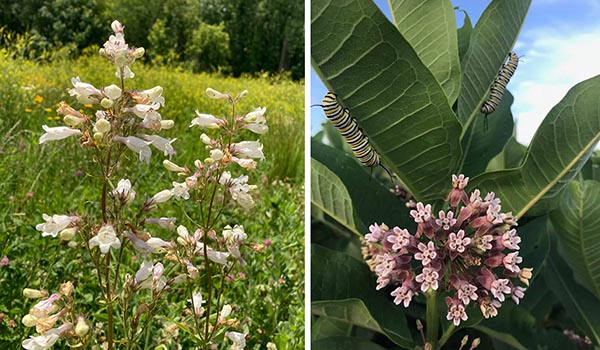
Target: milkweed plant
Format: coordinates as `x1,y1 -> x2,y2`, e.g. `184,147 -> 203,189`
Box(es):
311,0 -> 600,349
22,20 -> 267,350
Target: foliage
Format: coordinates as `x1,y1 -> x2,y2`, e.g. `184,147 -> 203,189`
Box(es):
311,0 -> 600,349
0,0 -> 304,79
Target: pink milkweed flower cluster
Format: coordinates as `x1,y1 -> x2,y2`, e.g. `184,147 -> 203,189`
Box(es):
363,174 -> 532,326
39,20 -> 174,165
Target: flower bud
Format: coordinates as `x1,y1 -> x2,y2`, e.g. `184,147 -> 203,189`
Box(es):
152,190 -> 173,204
23,288 -> 48,299
160,120 -> 175,130
94,132 -> 103,141
220,304 -> 232,318
238,90 -> 249,99
133,47 -> 145,58
104,84 -> 122,100
68,241 -> 78,249
101,98 -> 114,109
59,227 -> 78,241
210,149 -> 224,161
111,20 -> 124,33
21,314 -> 37,327
200,133 -> 212,145
204,158 -> 215,164
95,119 -> 111,133
75,315 -> 89,337
163,160 -> 186,172
63,115 -> 85,127
206,87 -> 229,99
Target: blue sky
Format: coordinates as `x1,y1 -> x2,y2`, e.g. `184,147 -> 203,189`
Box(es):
310,0 -> 600,146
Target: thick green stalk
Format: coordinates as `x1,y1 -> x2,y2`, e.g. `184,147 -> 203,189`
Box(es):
426,290 -> 439,349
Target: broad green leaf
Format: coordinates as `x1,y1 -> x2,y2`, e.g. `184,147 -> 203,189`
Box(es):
322,118 -> 348,151
311,159 -> 357,234
460,90 -> 514,177
580,152 -> 600,181
312,300 -> 383,335
520,275 -> 556,320
389,0 -> 461,104
312,245 -> 413,347
502,136 -> 527,169
312,139 -> 414,233
456,8 -> 472,63
457,0 -> 531,129
312,336 -> 387,350
312,0 -> 462,202
467,75 -> 600,219
545,244 -> 600,345
312,317 -> 353,340
550,180 -> 600,298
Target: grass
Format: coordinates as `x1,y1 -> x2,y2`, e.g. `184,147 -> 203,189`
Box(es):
0,54 -> 304,349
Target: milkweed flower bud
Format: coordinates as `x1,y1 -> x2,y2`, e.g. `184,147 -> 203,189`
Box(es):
23,288 -> 48,299
206,87 -> 230,100
39,125 -> 82,144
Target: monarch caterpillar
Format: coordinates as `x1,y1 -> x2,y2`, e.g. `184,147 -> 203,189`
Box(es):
481,51 -> 520,132
315,92 -> 392,178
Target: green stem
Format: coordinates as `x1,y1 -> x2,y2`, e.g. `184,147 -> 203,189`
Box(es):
438,323 -> 456,348
425,289 -> 439,350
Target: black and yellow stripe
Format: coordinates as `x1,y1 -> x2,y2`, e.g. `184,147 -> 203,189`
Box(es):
320,92 -> 391,175
481,52 -> 519,131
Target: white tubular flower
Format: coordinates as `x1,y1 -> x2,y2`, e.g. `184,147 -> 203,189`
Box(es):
145,217 -> 177,230
129,104 -> 158,118
146,237 -> 173,253
223,225 -> 247,243
163,159 -> 187,172
114,136 -> 152,164
243,123 -> 269,134
243,107 -> 267,123
141,110 -> 162,130
220,304 -> 232,319
68,77 -> 102,104
188,292 -> 205,316
22,323 -> 72,350
220,172 -> 255,209
39,125 -> 82,144
63,115 -> 85,127
206,87 -> 230,99
23,288 -> 48,299
123,231 -> 153,254
140,86 -> 165,106
232,156 -> 256,170
231,140 -> 265,160
171,181 -> 190,200
36,214 -> 78,238
88,225 -> 121,254
135,261 -> 166,291
95,118 -> 111,134
190,111 -> 226,129
225,331 -> 247,350
152,189 -> 173,204
112,179 -> 136,204
103,84 -> 122,100
205,247 -> 230,264
58,227 -> 78,241
140,134 -> 176,157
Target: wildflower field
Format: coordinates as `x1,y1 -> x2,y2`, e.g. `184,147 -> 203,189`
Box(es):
0,45 -> 304,349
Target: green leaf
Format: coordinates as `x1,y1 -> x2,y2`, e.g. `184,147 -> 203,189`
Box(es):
312,336 -> 388,350
502,136 -> 527,169
545,243 -> 600,345
580,152 -> 600,181
312,139 -> 414,233
467,75 -> 600,219
322,117 -> 349,151
460,90 -> 514,177
550,180 -> 600,298
311,158 -> 357,234
312,245 -> 413,347
312,300 -> 384,335
457,0 -> 531,129
312,317 -> 353,340
389,0 -> 461,104
456,8 -> 472,63
311,0 -> 462,202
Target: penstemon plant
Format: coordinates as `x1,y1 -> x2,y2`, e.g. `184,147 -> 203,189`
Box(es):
21,20 -> 267,350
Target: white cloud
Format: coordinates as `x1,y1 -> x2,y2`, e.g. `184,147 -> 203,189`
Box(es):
510,24 -> 600,147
